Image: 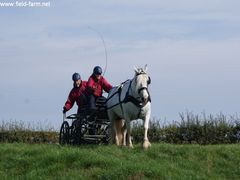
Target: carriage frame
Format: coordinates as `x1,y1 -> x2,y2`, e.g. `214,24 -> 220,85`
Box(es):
59,97 -> 111,145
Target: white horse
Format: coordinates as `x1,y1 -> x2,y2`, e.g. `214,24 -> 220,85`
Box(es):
106,65 -> 151,149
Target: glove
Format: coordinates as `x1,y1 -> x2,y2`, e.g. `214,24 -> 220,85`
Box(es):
63,107 -> 67,114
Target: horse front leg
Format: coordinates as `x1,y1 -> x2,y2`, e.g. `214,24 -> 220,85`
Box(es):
143,112 -> 151,150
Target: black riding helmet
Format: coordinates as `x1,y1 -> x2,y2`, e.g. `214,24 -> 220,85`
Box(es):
72,72 -> 81,81
93,66 -> 102,75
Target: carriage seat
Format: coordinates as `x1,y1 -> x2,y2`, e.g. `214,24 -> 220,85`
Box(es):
76,96 -> 107,120
95,96 -> 107,110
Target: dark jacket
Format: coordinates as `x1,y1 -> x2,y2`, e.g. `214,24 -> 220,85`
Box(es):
87,75 -> 112,97
64,81 -> 87,111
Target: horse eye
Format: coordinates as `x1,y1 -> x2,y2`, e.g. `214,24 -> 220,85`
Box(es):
148,77 -> 151,84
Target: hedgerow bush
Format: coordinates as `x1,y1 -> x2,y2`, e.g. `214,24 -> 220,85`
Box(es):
1,112 -> 240,144
0,120 -> 58,143
132,112 -> 240,145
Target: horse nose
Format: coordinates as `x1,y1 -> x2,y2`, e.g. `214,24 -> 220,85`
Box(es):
141,89 -> 149,102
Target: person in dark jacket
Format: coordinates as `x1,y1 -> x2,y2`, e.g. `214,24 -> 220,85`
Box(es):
87,66 -> 112,110
63,72 -> 87,114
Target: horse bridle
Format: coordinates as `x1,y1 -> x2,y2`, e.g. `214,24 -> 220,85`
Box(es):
128,73 -> 151,107
135,72 -> 151,96
137,76 -> 151,92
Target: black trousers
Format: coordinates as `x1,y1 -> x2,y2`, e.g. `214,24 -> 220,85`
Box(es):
88,94 -> 97,110
77,94 -> 88,114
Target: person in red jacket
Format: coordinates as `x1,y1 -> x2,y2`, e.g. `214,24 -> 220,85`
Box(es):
63,72 -> 87,114
87,66 -> 112,111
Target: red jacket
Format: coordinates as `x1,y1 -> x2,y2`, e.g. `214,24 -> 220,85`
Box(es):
64,81 -> 87,111
87,75 -> 112,97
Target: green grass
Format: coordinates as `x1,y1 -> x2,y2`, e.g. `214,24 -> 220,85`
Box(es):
0,143 -> 239,179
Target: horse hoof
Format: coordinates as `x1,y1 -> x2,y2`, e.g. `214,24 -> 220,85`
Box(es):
121,144 -> 127,148
143,141 -> 151,150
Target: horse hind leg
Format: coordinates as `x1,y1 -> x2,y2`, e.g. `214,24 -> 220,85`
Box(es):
122,120 -> 129,146
124,119 -> 133,148
115,119 -> 124,146
108,112 -> 120,145
108,109 -> 124,146
116,119 -> 132,148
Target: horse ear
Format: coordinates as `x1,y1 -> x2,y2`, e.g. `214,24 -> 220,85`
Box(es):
144,64 -> 148,72
134,66 -> 139,74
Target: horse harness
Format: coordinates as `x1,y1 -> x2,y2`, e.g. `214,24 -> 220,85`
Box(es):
106,72 -> 151,118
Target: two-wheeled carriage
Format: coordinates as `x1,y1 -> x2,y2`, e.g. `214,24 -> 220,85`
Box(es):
59,97 -> 111,145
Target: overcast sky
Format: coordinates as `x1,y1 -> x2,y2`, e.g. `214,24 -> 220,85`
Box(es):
0,0 -> 240,129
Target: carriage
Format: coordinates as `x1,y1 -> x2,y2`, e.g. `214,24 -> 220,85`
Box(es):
59,65 -> 152,149
59,97 -> 111,145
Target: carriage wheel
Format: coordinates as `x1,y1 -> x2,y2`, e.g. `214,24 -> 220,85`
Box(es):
71,119 -> 88,144
59,121 -> 70,145
71,120 -> 81,144
102,124 -> 112,144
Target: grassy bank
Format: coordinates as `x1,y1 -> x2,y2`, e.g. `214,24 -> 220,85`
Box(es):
0,143 -> 239,179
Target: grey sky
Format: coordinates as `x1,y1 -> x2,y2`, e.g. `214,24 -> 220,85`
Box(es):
0,0 -> 240,129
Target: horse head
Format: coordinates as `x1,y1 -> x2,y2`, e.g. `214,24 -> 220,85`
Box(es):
133,65 -> 151,104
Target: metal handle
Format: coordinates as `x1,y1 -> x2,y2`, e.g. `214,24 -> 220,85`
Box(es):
63,113 -> 66,122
